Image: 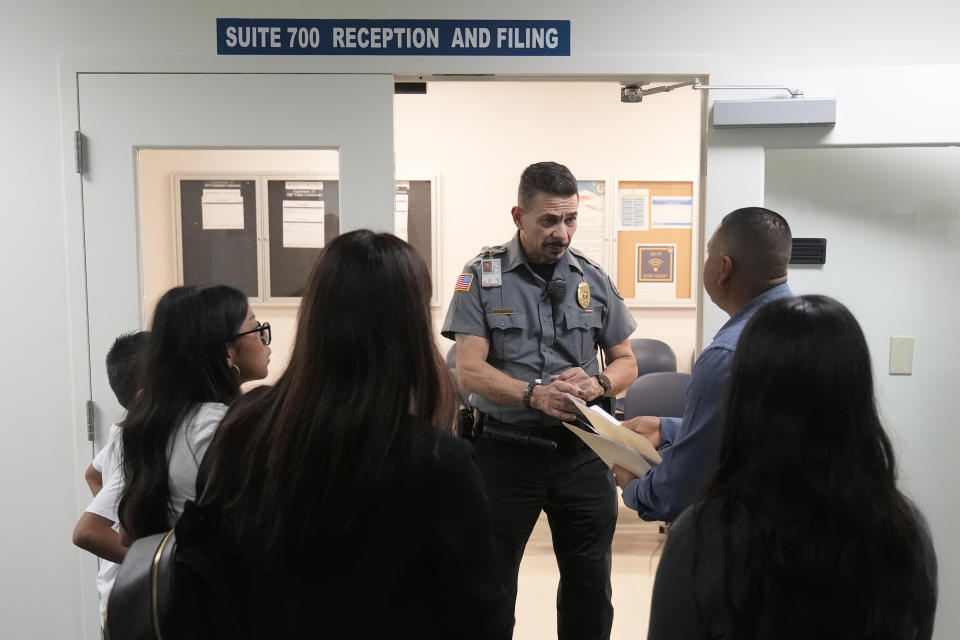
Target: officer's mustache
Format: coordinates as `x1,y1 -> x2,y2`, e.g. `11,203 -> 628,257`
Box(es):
545,240 -> 569,249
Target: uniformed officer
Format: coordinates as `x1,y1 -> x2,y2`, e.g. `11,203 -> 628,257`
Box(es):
441,162 -> 638,639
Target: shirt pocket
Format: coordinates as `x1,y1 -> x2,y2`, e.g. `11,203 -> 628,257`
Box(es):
486,310 -> 527,362
562,307 -> 604,364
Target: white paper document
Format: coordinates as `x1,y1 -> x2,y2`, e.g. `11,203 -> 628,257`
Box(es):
282,199 -> 325,248
562,393 -> 661,477
651,196 -> 693,229
618,188 -> 650,230
201,188 -> 245,230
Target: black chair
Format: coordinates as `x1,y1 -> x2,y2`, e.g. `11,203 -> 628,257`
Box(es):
623,371 -> 691,420
616,339 -> 678,417
631,338 -> 677,377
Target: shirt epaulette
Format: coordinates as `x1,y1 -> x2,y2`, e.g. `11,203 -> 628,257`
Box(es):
569,247 -> 601,270
471,245 -> 508,262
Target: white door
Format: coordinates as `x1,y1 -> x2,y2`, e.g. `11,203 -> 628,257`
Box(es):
78,72 -> 394,436
74,72 -> 393,636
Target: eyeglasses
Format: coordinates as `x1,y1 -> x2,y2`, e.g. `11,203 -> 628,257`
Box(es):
231,321 -> 271,346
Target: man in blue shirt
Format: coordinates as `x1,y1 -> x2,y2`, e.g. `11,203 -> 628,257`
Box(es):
613,207 -> 793,521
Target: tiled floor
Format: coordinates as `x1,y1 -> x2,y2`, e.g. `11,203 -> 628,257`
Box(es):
513,495 -> 664,639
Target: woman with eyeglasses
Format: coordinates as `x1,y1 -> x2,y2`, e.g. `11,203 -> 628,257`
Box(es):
117,283 -> 271,544
648,295 -> 937,640
177,230 -> 512,638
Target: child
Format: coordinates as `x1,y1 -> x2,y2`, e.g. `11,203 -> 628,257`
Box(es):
72,330 -> 149,624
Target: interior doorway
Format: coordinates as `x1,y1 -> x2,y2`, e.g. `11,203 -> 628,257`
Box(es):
393,77 -> 704,639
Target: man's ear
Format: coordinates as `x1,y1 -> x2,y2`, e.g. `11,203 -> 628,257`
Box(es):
511,206 -> 524,229
717,255 -> 734,285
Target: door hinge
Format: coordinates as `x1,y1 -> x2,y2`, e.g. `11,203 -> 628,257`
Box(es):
74,131 -> 85,175
86,400 -> 95,442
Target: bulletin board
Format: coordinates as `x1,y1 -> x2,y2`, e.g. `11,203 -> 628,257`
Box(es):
616,181 -> 694,302
176,177 -> 259,297
395,176 -> 440,305
266,178 -> 340,298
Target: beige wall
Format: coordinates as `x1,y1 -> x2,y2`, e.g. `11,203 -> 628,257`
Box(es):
400,81 -> 702,369
138,81 -> 701,382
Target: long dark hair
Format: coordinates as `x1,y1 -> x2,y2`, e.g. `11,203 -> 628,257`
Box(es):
118,284 -> 248,539
698,295 -> 936,638
200,230 -> 454,571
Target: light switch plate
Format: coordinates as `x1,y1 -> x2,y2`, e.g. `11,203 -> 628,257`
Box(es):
889,336 -> 914,375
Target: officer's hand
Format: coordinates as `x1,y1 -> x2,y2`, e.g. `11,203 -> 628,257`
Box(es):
621,416 -> 662,449
530,379 -> 584,421
612,464 -> 638,489
550,367 -> 603,402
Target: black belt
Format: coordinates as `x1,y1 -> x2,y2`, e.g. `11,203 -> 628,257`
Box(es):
480,418 -> 560,450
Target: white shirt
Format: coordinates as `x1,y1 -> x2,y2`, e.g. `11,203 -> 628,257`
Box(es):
165,402 -> 228,525
85,423 -> 124,624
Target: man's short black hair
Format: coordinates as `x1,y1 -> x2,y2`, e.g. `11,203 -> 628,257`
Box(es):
106,331 -> 150,409
518,162 -> 578,208
717,207 -> 792,281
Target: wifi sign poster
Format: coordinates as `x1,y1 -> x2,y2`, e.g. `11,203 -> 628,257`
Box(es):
638,246 -> 675,282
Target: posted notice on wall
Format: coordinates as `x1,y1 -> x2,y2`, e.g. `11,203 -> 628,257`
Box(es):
619,188 -> 650,230
576,180 -> 607,266
635,244 -> 676,300
651,196 -> 693,229
201,184 -> 245,230
394,181 -> 410,242
282,181 -> 324,248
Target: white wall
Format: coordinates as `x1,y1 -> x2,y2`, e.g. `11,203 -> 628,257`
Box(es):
395,81 -> 702,367
765,146 -> 960,630
4,1 -> 960,638
702,64 -> 960,639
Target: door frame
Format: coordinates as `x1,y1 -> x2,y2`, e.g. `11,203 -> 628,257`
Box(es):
58,54 -> 715,638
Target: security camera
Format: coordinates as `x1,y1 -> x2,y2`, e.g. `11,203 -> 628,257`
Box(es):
620,85 -> 643,103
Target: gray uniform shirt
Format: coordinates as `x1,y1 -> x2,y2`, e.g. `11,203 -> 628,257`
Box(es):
441,232 -> 636,427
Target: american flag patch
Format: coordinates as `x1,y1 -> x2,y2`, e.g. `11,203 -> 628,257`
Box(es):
454,273 -> 473,292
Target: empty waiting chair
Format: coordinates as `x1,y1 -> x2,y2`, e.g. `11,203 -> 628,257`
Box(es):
631,338 -> 677,377
623,371 -> 691,420
616,339 -> 679,417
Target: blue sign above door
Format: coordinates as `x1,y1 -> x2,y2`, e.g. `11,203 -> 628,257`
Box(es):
217,19 -> 570,56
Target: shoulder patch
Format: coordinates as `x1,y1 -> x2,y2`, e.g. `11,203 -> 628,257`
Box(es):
454,273 -> 473,292
607,274 -> 625,300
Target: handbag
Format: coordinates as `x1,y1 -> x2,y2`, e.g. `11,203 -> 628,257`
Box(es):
105,502 -> 244,639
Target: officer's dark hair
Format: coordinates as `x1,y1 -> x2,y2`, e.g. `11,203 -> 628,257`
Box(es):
199,230 -> 454,573
715,207 -> 792,283
518,161 -> 578,208
105,330 -> 150,409
694,295 -> 937,639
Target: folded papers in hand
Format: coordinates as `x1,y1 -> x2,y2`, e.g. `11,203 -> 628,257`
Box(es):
562,393 -> 661,477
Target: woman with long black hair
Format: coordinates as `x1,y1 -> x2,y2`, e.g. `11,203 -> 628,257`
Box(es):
648,295 -> 937,639
117,283 -> 271,542
192,230 -> 511,638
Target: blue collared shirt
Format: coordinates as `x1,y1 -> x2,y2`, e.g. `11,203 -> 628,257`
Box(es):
622,282 -> 793,521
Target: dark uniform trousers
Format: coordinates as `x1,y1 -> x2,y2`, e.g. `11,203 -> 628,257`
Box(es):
474,426 -> 618,640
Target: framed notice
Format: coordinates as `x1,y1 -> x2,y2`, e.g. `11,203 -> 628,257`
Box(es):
175,176 -> 260,298
637,245 -> 675,282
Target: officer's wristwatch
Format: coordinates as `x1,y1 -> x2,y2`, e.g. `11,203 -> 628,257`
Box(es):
594,373 -> 612,396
